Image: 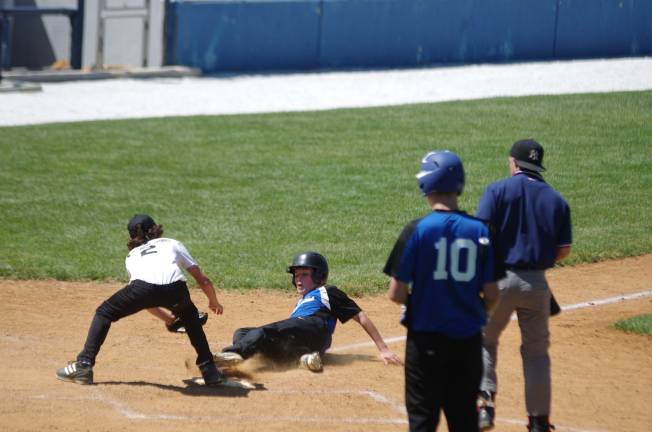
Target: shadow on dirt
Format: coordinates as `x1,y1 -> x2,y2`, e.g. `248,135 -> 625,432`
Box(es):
97,379 -> 266,397
237,352 -> 377,373
323,352 -> 377,366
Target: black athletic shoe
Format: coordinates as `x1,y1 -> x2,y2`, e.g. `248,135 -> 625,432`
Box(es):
198,360 -> 224,386
56,361 -> 93,385
528,416 -> 555,432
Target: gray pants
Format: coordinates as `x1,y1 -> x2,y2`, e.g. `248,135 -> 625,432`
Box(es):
481,270 -> 551,416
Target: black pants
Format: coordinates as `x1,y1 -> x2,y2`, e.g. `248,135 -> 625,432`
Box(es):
77,279 -> 212,367
405,330 -> 483,432
225,316 -> 329,362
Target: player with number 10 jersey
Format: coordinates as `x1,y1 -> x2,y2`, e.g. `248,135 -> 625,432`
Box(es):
384,210 -> 494,337
385,150 -> 498,432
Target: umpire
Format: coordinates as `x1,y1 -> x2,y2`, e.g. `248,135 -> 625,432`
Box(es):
475,139 -> 572,432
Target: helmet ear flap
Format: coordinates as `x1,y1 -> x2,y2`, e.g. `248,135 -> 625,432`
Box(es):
311,270 -> 326,286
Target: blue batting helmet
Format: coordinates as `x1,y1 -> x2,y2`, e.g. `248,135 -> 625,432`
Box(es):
416,150 -> 465,195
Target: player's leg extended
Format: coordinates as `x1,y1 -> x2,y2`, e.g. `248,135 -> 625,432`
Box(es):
443,333 -> 482,432
515,271 -> 551,417
481,272 -> 520,393
166,282 -> 223,385
405,332 -> 442,432
172,289 -> 214,366
77,281 -> 158,365
479,273 -> 520,430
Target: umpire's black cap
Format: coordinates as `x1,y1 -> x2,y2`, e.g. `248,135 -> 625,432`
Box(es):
128,214 -> 156,238
510,139 -> 546,172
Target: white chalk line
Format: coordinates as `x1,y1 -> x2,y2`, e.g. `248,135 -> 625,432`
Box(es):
32,390 -> 606,431
37,290 -> 648,429
33,388 -> 408,425
497,417 -> 608,432
560,290 -> 652,312
325,289 -> 652,432
268,389 -> 406,416
328,289 -> 652,353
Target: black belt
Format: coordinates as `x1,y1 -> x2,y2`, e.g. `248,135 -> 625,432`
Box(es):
505,264 -> 546,271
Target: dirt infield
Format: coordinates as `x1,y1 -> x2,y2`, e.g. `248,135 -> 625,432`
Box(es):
2,255 -> 651,432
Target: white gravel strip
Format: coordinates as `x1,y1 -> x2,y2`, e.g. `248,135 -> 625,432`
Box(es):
1,57 -> 651,126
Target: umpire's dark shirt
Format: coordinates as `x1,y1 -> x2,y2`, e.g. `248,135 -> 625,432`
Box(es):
476,171 -> 572,269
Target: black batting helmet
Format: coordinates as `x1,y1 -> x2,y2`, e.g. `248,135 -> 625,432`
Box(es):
287,252 -> 329,285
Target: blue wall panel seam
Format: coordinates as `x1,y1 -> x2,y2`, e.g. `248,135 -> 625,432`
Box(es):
316,0 -> 323,68
552,0 -> 560,58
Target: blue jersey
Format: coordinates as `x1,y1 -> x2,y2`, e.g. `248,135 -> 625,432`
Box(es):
290,285 -> 361,350
384,211 -> 495,338
476,171 -> 572,269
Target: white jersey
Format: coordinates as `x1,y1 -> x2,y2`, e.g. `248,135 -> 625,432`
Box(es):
125,237 -> 197,285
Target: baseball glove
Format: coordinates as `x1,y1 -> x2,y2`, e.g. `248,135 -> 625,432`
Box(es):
167,312 -> 208,333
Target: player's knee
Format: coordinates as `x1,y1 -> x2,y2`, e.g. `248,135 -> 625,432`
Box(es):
95,302 -> 121,322
520,341 -> 550,358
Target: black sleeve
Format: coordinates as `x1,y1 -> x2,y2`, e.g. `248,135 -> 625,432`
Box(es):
486,220 -> 506,281
325,286 -> 362,323
382,218 -> 421,278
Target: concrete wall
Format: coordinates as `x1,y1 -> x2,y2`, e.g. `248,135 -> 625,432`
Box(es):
166,0 -> 652,73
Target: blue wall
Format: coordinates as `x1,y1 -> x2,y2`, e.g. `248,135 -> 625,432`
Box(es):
554,0 -> 652,59
165,0 -> 652,73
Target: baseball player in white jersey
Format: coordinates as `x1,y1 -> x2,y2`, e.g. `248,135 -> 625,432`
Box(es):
56,214 -> 224,386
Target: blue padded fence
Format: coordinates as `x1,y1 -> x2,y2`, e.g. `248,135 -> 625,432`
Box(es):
165,0 -> 652,73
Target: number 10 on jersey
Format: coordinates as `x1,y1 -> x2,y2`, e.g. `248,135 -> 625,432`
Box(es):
433,238 -> 477,282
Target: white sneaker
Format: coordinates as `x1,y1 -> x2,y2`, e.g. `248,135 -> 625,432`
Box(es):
213,351 -> 244,367
56,361 -> 93,385
299,352 -> 323,372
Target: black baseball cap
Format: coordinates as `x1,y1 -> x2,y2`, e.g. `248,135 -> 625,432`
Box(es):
510,139 -> 545,172
127,214 -> 156,238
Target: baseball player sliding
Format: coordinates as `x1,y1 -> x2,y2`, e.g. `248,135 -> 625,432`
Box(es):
56,214 -> 225,386
213,252 -> 403,372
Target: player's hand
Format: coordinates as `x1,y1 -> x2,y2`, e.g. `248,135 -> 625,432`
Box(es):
209,300 -> 223,315
379,349 -> 403,366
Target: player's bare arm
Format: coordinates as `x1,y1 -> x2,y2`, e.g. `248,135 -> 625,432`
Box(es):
482,282 -> 499,313
388,277 -> 409,305
186,265 -> 223,315
352,311 -> 403,365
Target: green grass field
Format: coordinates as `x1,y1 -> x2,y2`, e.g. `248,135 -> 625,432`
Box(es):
613,314 -> 652,335
1,91 -> 651,292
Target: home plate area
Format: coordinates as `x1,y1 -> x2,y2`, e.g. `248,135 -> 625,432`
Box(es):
187,376 -> 257,389
92,384 -> 408,425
